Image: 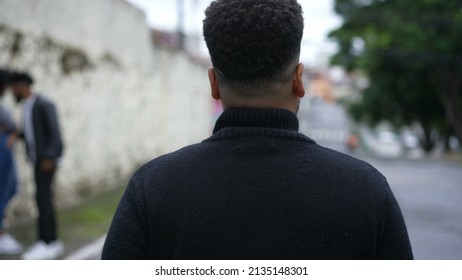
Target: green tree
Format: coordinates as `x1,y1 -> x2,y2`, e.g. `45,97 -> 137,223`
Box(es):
329,0 -> 462,152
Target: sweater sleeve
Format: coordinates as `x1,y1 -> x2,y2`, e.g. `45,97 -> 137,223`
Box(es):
0,106 -> 16,134
376,182 -> 414,260
41,101 -> 63,159
102,177 -> 149,260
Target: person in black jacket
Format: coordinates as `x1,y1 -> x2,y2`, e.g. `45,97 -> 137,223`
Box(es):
102,0 -> 413,260
9,72 -> 64,260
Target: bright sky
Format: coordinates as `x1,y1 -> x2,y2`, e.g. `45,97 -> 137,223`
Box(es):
126,0 -> 342,67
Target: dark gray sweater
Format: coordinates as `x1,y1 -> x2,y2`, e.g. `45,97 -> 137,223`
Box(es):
102,107 -> 413,260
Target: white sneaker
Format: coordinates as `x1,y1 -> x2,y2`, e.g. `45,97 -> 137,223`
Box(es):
22,240 -> 64,260
0,233 -> 23,255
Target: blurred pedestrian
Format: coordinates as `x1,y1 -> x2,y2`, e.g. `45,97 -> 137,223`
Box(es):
346,133 -> 359,152
0,69 -> 22,255
103,0 -> 413,260
9,72 -> 64,260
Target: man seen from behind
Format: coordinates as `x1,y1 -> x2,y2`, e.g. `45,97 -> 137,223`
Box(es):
102,0 -> 413,260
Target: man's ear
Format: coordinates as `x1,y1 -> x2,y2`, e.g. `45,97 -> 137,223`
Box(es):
208,68 -> 221,100
293,63 -> 305,98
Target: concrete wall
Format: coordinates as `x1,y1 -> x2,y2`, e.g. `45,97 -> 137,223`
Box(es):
0,0 -> 153,69
0,0 -> 213,225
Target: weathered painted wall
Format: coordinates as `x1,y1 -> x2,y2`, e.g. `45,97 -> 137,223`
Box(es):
0,0 -> 153,69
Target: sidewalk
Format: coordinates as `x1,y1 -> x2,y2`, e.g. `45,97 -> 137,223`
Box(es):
0,187 -> 124,260
358,125 -> 462,164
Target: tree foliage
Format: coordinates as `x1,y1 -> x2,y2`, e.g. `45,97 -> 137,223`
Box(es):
329,0 -> 462,151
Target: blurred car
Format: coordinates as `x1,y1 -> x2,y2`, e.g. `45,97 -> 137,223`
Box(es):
449,136 -> 460,151
400,131 -> 420,149
375,130 -> 403,158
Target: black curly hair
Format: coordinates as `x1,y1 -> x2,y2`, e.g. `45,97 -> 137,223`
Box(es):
0,69 -> 10,89
8,71 -> 34,86
203,0 -> 304,96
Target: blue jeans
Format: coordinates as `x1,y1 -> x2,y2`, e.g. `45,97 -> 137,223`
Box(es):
0,133 -> 18,230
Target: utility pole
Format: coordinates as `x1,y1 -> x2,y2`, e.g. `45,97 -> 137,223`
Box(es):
177,0 -> 185,50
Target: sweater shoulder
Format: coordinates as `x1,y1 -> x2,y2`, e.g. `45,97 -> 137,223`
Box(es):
319,146 -> 385,175
130,142 -> 208,182
315,144 -> 385,175
311,144 -> 390,193
35,95 -> 55,108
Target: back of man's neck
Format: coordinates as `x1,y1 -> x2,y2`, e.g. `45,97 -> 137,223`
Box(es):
222,100 -> 298,114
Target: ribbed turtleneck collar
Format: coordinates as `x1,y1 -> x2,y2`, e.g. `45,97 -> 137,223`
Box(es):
213,107 -> 299,134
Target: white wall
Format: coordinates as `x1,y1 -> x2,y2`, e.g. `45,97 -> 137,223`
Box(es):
0,0 -> 213,224
0,0 -> 153,69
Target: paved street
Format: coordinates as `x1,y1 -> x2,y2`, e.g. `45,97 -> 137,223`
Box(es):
368,158 -> 462,259
299,97 -> 462,260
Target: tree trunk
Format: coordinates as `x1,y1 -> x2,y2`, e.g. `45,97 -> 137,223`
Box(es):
443,133 -> 452,153
419,121 -> 437,154
434,70 -> 462,145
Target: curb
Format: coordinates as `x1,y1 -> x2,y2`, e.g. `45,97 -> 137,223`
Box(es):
65,235 -> 106,260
